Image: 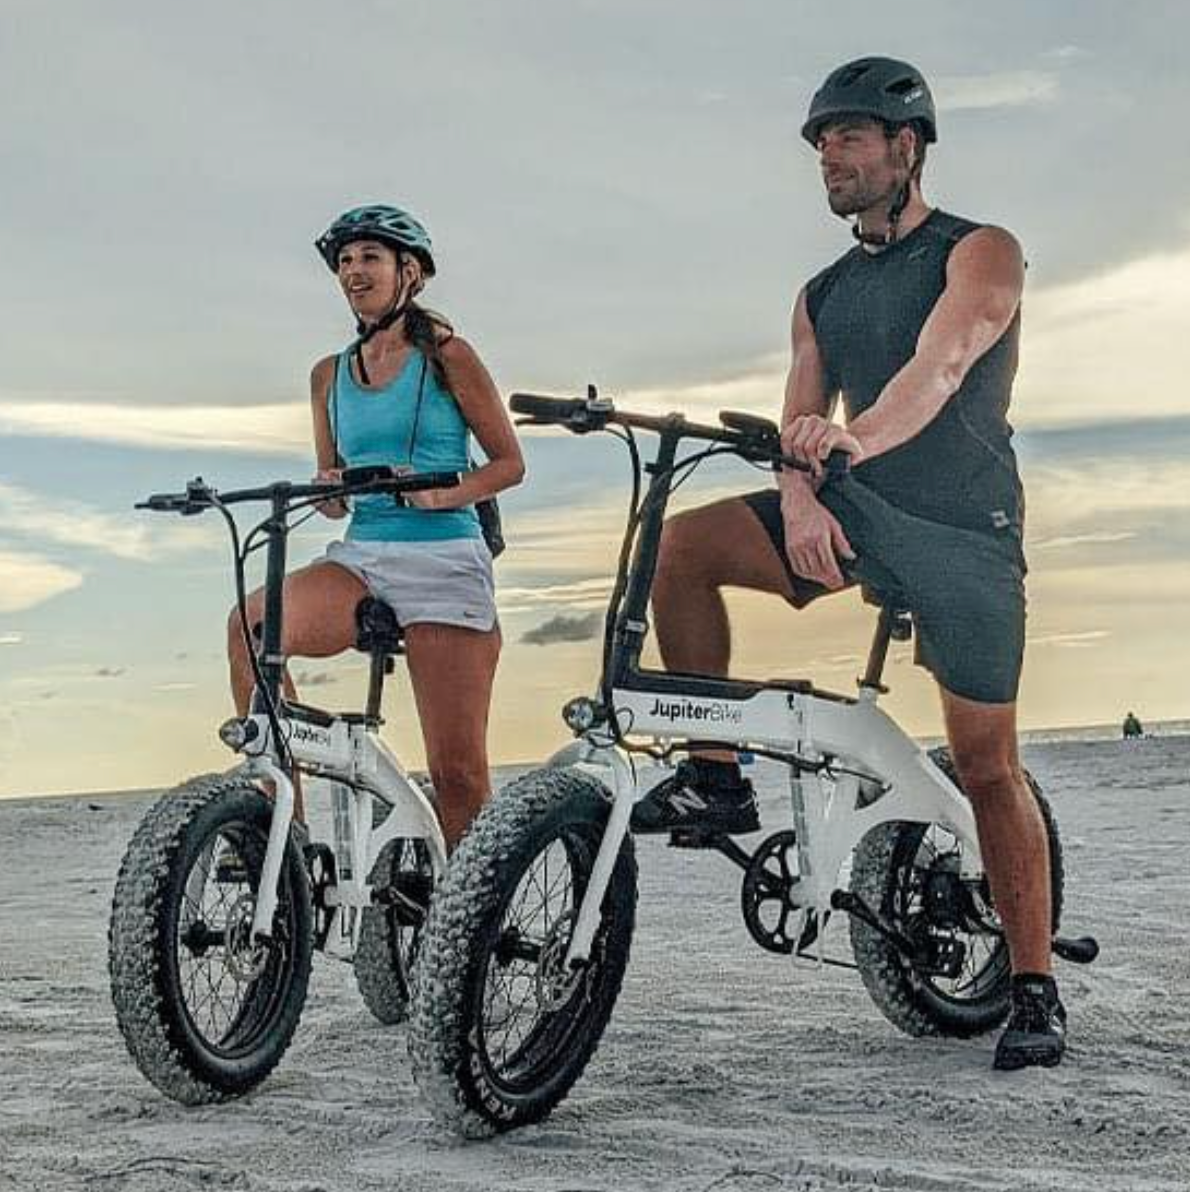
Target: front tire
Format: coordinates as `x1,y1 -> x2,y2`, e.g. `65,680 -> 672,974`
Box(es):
850,748 -> 1063,1039
109,773 -> 314,1103
409,767 -> 637,1136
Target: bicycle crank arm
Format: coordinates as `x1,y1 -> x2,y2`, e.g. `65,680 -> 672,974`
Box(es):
830,889 -> 918,959
1051,934 -> 1100,964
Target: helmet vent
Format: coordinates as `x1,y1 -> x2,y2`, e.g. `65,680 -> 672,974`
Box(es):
837,64 -> 871,88
886,76 -> 923,96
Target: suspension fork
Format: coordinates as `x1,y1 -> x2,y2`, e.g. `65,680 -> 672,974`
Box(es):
249,759 -> 296,941
561,745 -> 637,969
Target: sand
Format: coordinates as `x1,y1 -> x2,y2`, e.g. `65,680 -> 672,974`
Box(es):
1,737 -> 1187,1191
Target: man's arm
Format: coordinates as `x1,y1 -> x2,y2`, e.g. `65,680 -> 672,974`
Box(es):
777,290 -> 856,589
848,226 -> 1025,458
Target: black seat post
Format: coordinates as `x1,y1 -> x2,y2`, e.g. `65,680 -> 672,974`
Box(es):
365,651 -> 394,724
355,598 -> 403,726
860,607 -> 910,693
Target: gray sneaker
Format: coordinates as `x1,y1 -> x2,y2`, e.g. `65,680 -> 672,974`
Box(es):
630,760 -> 760,836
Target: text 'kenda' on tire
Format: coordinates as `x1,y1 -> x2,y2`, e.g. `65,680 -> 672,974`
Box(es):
849,747 -> 1064,1038
108,773 -> 314,1104
408,766 -> 637,1137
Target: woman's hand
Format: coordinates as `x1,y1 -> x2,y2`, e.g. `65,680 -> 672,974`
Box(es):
314,468 -> 349,519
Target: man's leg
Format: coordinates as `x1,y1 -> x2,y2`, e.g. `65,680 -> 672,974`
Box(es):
940,690 -> 1065,1068
633,497 -> 802,834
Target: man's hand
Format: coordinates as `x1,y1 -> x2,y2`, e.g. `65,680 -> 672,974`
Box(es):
782,413 -> 864,480
781,486 -> 856,590
314,468 -> 348,519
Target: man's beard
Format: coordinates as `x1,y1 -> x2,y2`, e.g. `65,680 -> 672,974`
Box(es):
826,173 -> 898,217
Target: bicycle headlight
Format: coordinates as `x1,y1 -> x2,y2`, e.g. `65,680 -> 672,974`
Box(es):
562,697 -> 605,735
218,717 -> 260,752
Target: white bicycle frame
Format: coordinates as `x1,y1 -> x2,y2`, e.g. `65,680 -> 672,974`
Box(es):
231,712 -> 446,948
551,682 -> 981,969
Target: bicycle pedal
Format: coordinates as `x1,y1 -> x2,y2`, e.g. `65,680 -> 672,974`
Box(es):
668,827 -> 727,850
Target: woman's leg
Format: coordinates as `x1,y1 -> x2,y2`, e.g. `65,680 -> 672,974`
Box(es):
227,561 -> 368,714
403,622 -> 502,849
226,561 -> 367,820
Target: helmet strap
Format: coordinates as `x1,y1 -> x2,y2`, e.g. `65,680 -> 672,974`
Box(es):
851,179 -> 911,248
350,254 -> 414,386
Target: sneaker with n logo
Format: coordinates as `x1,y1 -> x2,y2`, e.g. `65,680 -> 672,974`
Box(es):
993,973 -> 1067,1070
630,759 -> 759,836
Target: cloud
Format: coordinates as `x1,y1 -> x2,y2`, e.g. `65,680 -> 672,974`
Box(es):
0,400 -> 308,456
1018,243 -> 1190,427
1027,629 -> 1111,649
933,71 -> 1059,112
1041,46 -> 1091,63
0,633 -> 22,646
0,550 -> 83,613
0,482 -> 220,561
1030,531 -> 1136,552
95,667 -> 126,678
154,682 -> 197,692
521,611 -> 602,646
498,576 -> 613,615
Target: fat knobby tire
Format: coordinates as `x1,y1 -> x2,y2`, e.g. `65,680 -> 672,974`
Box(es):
409,766 -> 637,1137
850,747 -> 1064,1038
108,773 -> 314,1103
354,837 -> 432,1025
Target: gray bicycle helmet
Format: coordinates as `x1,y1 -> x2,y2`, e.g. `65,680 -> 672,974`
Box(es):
315,204 -> 436,276
801,57 -> 937,147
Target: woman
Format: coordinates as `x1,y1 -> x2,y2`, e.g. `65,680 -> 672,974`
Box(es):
227,203 -> 524,847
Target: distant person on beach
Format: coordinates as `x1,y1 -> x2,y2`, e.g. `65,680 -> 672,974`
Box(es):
634,58 -> 1065,1070
226,204 -> 524,847
1122,712 -> 1144,739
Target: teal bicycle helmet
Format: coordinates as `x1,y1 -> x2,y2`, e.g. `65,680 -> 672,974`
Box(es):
315,204 -> 436,276
802,57 -> 937,147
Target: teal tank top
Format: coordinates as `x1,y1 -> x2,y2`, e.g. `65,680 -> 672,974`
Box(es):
329,348 -> 481,543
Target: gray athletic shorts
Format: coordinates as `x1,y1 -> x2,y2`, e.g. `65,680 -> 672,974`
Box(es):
742,477 -> 1027,704
323,537 -> 497,633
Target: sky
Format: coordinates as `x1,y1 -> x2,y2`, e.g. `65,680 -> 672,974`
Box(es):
1,0 -> 1188,796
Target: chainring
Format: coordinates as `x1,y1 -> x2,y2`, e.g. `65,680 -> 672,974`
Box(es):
740,830 -> 809,955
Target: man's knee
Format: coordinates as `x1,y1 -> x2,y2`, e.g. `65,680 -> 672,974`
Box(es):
657,509 -> 720,586
429,756 -> 488,801
950,745 -> 1023,806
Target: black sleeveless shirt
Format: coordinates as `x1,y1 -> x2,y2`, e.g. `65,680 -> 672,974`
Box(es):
805,210 -> 1024,535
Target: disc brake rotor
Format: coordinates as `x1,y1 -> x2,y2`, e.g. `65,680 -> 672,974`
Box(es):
224,893 -> 270,982
534,910 -> 585,1010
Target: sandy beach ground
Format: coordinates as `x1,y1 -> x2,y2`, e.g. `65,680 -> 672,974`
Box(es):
1,737 -> 1187,1191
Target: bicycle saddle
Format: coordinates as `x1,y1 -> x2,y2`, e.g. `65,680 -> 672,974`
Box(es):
354,597 -> 405,656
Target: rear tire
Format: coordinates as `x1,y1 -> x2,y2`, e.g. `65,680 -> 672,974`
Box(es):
354,837 -> 434,1025
409,767 -> 636,1136
109,773 -> 314,1103
850,748 -> 1063,1038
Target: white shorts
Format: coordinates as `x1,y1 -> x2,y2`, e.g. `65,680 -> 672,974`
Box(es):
323,537 -> 498,633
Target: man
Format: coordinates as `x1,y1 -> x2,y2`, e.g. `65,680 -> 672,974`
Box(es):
631,57 -> 1065,1070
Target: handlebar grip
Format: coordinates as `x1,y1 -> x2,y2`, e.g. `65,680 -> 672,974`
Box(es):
509,393 -> 587,421
395,470 -> 461,492
823,449 -> 851,479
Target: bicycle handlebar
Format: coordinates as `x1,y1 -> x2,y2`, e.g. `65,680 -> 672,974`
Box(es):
510,390 -> 851,477
137,468 -> 462,515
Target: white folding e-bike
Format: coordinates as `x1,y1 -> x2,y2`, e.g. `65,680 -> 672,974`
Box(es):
409,391 -> 1098,1136
109,467 -> 458,1103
